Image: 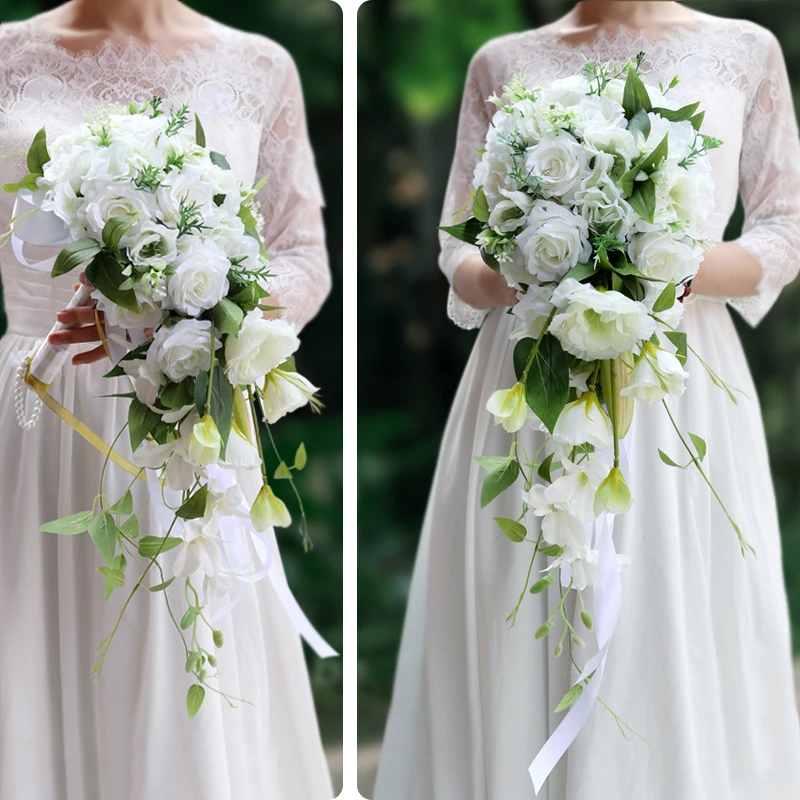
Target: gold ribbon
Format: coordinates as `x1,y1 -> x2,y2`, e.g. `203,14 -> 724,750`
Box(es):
24,366 -> 145,482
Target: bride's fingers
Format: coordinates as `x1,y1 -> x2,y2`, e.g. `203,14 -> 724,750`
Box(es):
56,307 -> 104,326
72,344 -> 108,365
48,325 -> 104,346
79,272 -> 94,288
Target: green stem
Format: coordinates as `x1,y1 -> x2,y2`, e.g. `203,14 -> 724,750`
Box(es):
98,423 -> 131,512
204,326 -> 216,415
507,534 -> 543,627
608,361 -> 620,469
520,308 -> 558,384
247,386 -> 269,486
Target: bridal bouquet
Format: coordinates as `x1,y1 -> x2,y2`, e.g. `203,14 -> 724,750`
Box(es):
3,97 -> 332,717
443,54 -> 744,789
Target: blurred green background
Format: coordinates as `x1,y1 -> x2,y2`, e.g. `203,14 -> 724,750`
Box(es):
357,0 -> 800,779
0,0 -> 343,763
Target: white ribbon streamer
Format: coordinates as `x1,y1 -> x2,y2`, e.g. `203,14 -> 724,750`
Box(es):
529,425 -> 635,793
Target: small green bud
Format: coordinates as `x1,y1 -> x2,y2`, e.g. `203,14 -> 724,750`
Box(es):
530,573 -> 555,594
571,632 -> 585,648
581,609 -> 594,631
208,655 -> 217,668
535,620 -> 554,640
553,642 -> 563,658
213,629 -> 224,648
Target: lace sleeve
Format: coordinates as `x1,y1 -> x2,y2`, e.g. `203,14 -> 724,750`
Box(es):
438,47 -> 494,330
729,31 -> 800,327
257,49 -> 330,333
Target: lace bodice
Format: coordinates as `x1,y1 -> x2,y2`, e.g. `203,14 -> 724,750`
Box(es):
439,13 -> 800,329
0,16 -> 330,336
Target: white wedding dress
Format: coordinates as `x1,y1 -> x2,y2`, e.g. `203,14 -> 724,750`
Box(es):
0,16 -> 332,800
375,12 -> 800,800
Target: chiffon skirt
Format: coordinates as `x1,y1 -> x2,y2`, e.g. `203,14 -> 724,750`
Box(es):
374,295 -> 800,800
0,325 -> 332,800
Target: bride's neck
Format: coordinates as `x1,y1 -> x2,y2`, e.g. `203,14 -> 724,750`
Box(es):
571,1 -> 687,28
65,0 -> 186,36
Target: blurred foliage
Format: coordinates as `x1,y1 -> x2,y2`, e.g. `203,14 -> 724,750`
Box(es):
358,0 -> 800,744
0,0 -> 343,745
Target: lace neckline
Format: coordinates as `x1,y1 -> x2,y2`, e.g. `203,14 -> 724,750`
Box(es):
532,13 -> 717,55
16,15 -> 230,66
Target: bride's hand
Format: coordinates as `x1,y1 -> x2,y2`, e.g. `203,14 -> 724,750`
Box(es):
452,254 -> 518,309
48,274 -> 109,365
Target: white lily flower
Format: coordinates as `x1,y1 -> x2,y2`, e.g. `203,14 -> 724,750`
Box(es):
174,517 -> 223,580
620,342 -> 688,404
552,392 -> 613,449
486,382 -> 529,433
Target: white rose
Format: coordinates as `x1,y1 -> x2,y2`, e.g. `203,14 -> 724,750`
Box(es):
156,162 -> 218,225
620,342 -> 688,404
550,279 -> 656,360
153,318 -> 220,382
474,134 -> 517,204
84,141 -> 135,182
121,222 -> 178,269
225,312 -> 300,388
573,152 -> 635,237
552,392 -> 613,450
600,78 -> 626,105
167,239 -> 231,316
510,284 -> 555,341
571,94 -> 626,140
540,75 -> 590,108
629,230 -> 702,285
525,130 -> 588,200
260,370 -> 319,424
81,182 -> 155,239
94,285 -> 166,332
488,189 -> 534,233
661,161 -> 715,234
515,201 -> 591,283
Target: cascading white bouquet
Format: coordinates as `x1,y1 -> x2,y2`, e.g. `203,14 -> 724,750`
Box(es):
443,54 -> 746,790
3,97 -> 334,719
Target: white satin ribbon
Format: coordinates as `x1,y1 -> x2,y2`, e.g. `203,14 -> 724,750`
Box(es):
146,466 -> 337,659
529,424 -> 635,793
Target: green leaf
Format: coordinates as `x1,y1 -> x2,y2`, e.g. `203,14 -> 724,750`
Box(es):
176,485 -> 209,520
51,238 -> 103,278
651,102 -> 700,123
128,397 -> 161,452
480,458 -> 520,508
102,212 -> 141,251
475,455 -> 511,473
640,133 -> 669,174
194,113 -> 207,148
537,452 -> 554,483
181,607 -> 201,630
658,449 -> 685,469
472,187 -> 489,223
622,68 -> 652,120
439,217 -> 483,246
159,377 -> 195,411
530,572 -> 555,594
664,330 -> 688,365
294,442 -> 307,470
652,282 -> 676,313
480,246 -> 500,273
617,164 -> 639,198
85,251 -> 139,311
209,151 -> 231,170
494,516 -> 527,543
689,432 -> 707,461
274,461 -> 293,479
138,536 -> 182,558
629,179 -> 656,224
194,365 -> 233,458
109,489 -> 133,517
39,510 -> 94,535
149,577 -> 175,593
186,684 -> 206,719
26,126 -> 50,175
88,511 -> 117,567
513,335 -> 570,433
119,514 -> 140,540
562,261 -> 597,283
555,683 -> 584,713
690,111 -> 705,131
540,544 -> 564,558
627,107 -> 651,138
97,566 -> 125,588
2,173 -> 41,194
210,298 -> 245,339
